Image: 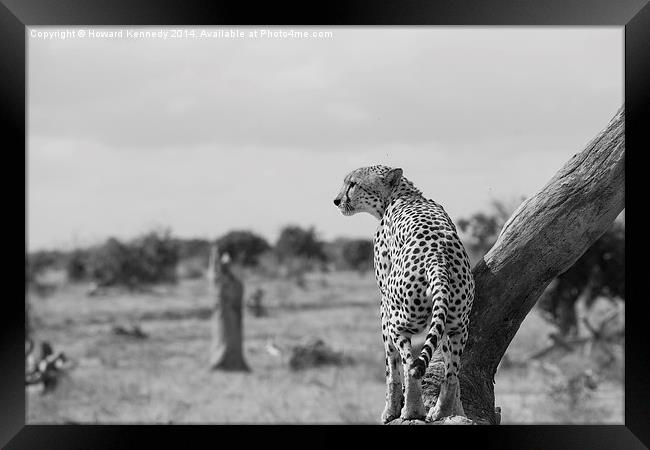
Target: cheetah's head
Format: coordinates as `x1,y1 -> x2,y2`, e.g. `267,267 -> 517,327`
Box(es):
333,166 -> 402,219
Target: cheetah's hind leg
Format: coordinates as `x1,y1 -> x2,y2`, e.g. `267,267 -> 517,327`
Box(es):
395,335 -> 426,421
426,376 -> 465,422
426,332 -> 467,422
381,341 -> 404,423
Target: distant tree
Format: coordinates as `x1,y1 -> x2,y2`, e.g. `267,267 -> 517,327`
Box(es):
87,230 -> 179,288
131,230 -> 179,283
456,198 -> 523,262
341,239 -> 374,273
274,225 -> 326,262
457,198 -> 624,338
26,250 -> 66,283
27,250 -> 67,297
216,230 -> 271,267
537,220 -> 625,336
172,238 -> 212,279
87,237 -> 134,287
66,249 -> 89,281
175,238 -> 211,260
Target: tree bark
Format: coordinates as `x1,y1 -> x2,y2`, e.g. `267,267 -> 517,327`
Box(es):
209,246 -> 250,372
421,106 -> 625,424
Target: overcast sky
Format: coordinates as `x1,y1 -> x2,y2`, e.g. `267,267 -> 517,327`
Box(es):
27,27 -> 623,251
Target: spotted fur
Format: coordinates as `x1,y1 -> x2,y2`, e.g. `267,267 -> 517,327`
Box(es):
333,165 -> 475,423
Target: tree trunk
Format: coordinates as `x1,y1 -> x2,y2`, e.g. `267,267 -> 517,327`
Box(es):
421,106 -> 625,425
209,246 -> 250,372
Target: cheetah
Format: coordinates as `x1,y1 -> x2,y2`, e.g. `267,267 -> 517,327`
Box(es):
333,165 -> 475,423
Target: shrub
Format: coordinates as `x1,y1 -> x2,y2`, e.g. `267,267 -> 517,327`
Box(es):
324,238 -> 373,272
66,249 -> 89,281
538,221 -> 625,335
456,198 -> 523,263
87,230 -> 179,288
458,200 -> 624,337
175,238 -> 211,261
288,338 -> 352,371
132,230 -> 179,283
26,250 -> 66,283
275,225 -> 326,263
341,239 -> 374,272
254,250 -> 283,278
176,256 -> 207,279
87,238 -> 133,287
216,230 -> 270,266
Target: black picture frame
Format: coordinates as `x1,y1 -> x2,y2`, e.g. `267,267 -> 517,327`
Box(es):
3,0 -> 648,448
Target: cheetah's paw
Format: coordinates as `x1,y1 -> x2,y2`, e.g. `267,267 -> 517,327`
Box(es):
381,410 -> 401,424
426,402 -> 456,422
400,402 -> 427,421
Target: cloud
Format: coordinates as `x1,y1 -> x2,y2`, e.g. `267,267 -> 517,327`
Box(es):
28,28 -> 622,152
27,27 -> 623,250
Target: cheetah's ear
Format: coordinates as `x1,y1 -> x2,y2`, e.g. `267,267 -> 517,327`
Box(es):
384,168 -> 403,188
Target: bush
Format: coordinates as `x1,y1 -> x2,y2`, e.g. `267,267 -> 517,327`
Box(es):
275,225 -> 326,263
66,249 -> 89,281
254,251 -> 282,278
176,256 -> 208,279
133,230 -> 179,283
456,198 -> 523,263
341,239 -> 374,272
175,238 -> 211,261
216,230 -> 270,266
87,230 -> 179,288
324,238 -> 373,272
458,200 -> 624,336
27,250 -> 66,283
538,220 -> 625,335
87,238 -> 133,287
288,338 -> 352,371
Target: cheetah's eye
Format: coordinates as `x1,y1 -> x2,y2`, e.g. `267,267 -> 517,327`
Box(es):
349,182 -> 356,188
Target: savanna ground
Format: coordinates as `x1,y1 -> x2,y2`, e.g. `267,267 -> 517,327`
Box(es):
27,270 -> 624,424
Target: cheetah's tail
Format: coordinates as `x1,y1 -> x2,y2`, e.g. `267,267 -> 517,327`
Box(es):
409,256 -> 450,379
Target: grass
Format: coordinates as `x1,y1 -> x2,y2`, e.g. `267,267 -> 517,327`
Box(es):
27,270 -> 623,424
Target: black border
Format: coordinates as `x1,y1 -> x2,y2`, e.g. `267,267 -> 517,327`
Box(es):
3,0 -> 648,448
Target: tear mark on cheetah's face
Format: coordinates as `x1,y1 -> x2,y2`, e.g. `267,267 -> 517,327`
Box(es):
333,166 -> 403,220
